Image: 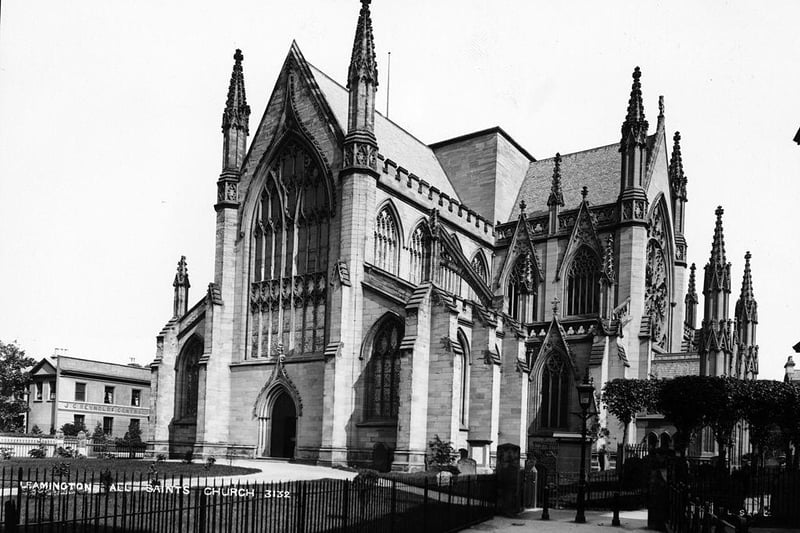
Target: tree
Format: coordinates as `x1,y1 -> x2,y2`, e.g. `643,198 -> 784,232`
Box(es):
60,421 -> 87,437
701,376 -> 746,469
117,420 -> 144,458
656,376 -> 708,457
0,340 -> 36,432
601,378 -> 659,451
739,380 -> 785,468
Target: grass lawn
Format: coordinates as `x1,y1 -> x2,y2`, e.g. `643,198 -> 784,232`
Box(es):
0,458 -> 260,487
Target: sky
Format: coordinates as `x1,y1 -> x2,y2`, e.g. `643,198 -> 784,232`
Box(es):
0,1 -> 798,380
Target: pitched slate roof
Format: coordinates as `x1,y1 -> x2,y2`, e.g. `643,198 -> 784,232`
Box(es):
509,135 -> 656,221
309,64 -> 460,200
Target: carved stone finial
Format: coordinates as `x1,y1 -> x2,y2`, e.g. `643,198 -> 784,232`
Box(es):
621,66 -> 649,147
222,48 -> 250,134
581,186 -> 588,200
710,206 -> 727,266
519,199 -> 526,212
547,153 -> 564,208
669,131 -> 687,200
658,95 -> 664,119
277,343 -> 286,363
173,255 -> 190,288
551,297 -> 560,318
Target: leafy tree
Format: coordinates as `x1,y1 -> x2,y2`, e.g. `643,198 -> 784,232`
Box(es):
116,420 -> 144,458
0,340 -> 36,432
774,382 -> 800,469
701,376 -> 746,469
656,375 -> 707,457
601,378 -> 659,454
91,422 -> 106,442
739,380 -> 785,468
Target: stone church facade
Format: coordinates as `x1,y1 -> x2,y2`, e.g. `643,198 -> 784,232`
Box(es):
150,1 -> 758,471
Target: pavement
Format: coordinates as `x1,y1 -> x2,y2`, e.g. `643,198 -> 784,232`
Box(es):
460,508 -> 651,532
207,457 -> 357,484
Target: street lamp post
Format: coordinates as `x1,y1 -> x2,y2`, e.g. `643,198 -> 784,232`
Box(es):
575,370 -> 595,524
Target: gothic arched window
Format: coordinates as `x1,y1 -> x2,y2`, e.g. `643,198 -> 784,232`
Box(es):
175,337 -> 202,420
507,253 -> 538,322
471,253 -> 489,285
250,141 -> 331,359
456,330 -> 470,427
438,235 -> 463,296
540,354 -> 570,429
566,247 -> 601,316
374,205 -> 399,275
409,223 -> 432,285
366,321 -> 403,420
645,200 -> 671,349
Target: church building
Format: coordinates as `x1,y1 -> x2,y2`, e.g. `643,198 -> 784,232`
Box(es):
149,1 -> 758,471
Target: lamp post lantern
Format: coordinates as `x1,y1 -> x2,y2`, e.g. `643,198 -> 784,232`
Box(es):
575,369 -> 595,524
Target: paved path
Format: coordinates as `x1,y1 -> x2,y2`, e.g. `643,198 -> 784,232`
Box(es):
460,508 -> 650,532
208,458 -> 357,484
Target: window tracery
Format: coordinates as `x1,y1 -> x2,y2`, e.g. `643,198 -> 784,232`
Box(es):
374,206 -> 399,274
409,223 -> 432,285
249,142 -> 331,358
566,247 -> 600,315
366,321 -> 403,420
540,354 -> 570,429
508,253 -> 538,322
645,202 -> 671,349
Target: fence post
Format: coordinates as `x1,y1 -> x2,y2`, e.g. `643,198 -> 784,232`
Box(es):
540,484 -> 550,521
295,481 -> 306,533
340,479 -> 349,533
612,491 -> 621,526
423,477 -> 429,533
198,489 -> 207,533
390,478 -> 397,533
4,500 -> 18,533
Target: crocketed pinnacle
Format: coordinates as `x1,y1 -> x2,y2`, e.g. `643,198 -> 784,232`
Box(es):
686,263 -> 698,303
222,49 -> 250,133
173,256 -> 190,288
602,234 -> 615,282
547,153 -> 564,207
347,0 -> 378,90
710,206 -> 727,266
735,251 -> 757,319
620,66 -> 649,146
669,131 -> 687,199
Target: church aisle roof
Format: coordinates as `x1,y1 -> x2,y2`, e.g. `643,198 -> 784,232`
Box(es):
509,135 -> 655,221
308,63 -> 460,201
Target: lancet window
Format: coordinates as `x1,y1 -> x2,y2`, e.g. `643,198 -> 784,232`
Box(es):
507,253 -> 538,322
540,354 -> 570,429
366,320 -> 403,420
374,205 -> 399,275
566,247 -> 600,316
645,201 -> 670,349
249,141 -> 331,359
409,223 -> 432,285
456,330 -> 470,427
175,337 -> 202,420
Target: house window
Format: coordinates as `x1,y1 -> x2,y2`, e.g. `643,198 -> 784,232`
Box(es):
507,253 -> 538,322
104,387 -> 114,405
540,355 -> 571,429
131,389 -> 141,407
75,383 -> 86,402
103,417 -> 114,436
366,321 -> 403,420
409,223 -> 432,285
73,415 -> 85,429
35,382 -> 43,401
566,247 -> 601,315
374,205 -> 399,274
48,381 -> 56,401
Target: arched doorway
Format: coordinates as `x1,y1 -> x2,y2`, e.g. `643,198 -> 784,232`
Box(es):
269,392 -> 297,458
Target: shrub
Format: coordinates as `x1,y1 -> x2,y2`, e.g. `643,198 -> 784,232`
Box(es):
56,446 -> 77,458
52,462 -> 70,477
204,456 -> 216,470
156,453 -> 166,462
30,425 -> 43,436
182,450 -> 194,464
60,421 -> 86,437
427,435 -> 456,468
0,447 -> 14,460
28,445 -> 46,458
99,469 -> 113,492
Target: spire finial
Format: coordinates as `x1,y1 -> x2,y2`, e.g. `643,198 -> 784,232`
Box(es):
669,131 -> 687,200
173,255 -> 190,288
222,48 -> 250,134
739,251 -> 755,302
687,263 -> 697,297
621,66 -> 649,146
547,153 -> 564,208
348,0 -> 378,90
519,199 -> 526,212
658,95 -> 664,119
551,297 -> 560,318
581,185 -> 588,200
709,206 -> 727,266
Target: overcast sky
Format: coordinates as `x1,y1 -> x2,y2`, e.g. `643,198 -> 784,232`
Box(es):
1,1 -> 798,380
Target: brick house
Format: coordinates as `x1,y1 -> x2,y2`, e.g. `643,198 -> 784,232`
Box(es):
149,1 -> 758,471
